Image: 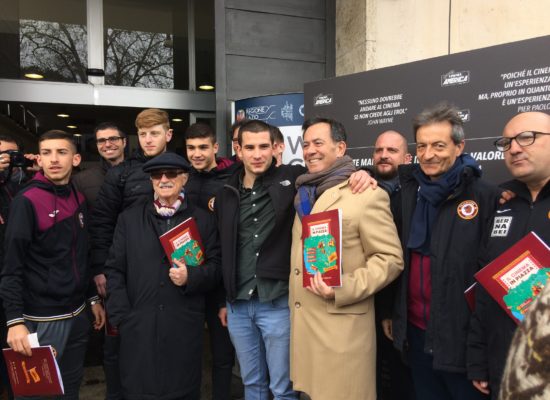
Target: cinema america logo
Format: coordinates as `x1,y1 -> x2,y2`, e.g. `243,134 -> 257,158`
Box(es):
441,70 -> 470,87
313,93 -> 333,106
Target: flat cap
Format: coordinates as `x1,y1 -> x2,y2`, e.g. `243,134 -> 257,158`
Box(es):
142,152 -> 190,173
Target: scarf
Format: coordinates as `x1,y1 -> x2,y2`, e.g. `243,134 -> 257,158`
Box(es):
407,154 -> 481,254
154,191 -> 185,217
294,155 -> 356,219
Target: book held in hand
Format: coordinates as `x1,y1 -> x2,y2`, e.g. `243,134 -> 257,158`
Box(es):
474,231 -> 550,324
301,209 -> 342,288
159,217 -> 205,267
3,346 -> 64,397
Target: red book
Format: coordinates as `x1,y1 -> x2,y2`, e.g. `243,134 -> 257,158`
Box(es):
301,209 -> 342,288
3,346 -> 64,396
159,217 -> 205,267
474,232 -> 550,324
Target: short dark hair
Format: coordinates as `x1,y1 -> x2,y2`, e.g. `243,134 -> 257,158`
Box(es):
0,134 -> 19,150
229,119 -> 250,140
302,117 -> 347,143
39,130 -> 77,152
413,102 -> 464,144
94,122 -> 125,138
238,120 -> 275,145
185,122 -> 216,143
270,125 -> 284,144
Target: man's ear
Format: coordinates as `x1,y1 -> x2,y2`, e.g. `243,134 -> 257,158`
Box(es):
72,153 -> 82,168
404,153 -> 413,164
213,142 -> 219,155
336,141 -> 347,157
165,129 -> 174,143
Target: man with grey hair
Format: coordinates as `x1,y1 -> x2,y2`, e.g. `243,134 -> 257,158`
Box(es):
388,102 -> 501,399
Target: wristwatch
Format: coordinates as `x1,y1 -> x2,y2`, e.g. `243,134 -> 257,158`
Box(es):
89,299 -> 102,306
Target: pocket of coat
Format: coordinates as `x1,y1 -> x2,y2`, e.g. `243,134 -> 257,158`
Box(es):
326,298 -> 371,315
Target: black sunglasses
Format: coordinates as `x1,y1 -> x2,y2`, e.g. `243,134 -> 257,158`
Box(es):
150,169 -> 185,179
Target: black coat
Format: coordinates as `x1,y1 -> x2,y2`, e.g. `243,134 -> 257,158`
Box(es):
467,179 -> 550,399
105,198 -> 221,400
390,164 -> 500,373
72,158 -> 111,209
90,151 -> 153,275
215,161 -> 304,302
185,158 -> 240,213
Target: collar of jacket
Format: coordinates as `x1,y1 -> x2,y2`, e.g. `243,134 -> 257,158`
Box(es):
501,178 -> 550,203
309,179 -> 351,213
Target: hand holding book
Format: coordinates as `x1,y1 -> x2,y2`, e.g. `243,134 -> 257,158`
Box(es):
169,258 -> 189,286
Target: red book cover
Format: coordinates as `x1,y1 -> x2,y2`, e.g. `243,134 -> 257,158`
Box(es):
301,209 -> 342,288
159,217 -> 205,267
474,231 -> 550,325
3,346 -> 64,396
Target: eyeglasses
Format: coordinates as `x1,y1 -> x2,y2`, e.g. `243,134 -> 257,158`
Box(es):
494,131 -> 550,152
150,169 -> 184,180
96,136 -> 123,145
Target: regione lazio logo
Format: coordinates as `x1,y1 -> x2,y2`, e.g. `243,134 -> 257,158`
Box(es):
457,200 -> 478,220
313,93 -> 333,106
441,70 -> 470,87
491,216 -> 513,237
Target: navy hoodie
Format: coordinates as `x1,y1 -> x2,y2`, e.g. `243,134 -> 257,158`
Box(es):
0,172 -> 96,326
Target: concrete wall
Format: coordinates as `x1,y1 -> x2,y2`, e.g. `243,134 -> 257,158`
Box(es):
215,0 -> 335,155
336,0 -> 550,76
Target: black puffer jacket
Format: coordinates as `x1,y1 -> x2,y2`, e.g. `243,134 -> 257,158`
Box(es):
90,150 -> 154,275
467,179 -> 550,399
185,157 -> 240,212
390,163 -> 500,373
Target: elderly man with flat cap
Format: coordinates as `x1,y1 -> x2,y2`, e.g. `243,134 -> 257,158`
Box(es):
105,152 -> 221,400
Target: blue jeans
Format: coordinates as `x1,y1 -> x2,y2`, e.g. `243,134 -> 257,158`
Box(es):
227,294 -> 298,400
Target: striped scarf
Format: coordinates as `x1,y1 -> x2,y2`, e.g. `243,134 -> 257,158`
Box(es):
294,155 -> 355,219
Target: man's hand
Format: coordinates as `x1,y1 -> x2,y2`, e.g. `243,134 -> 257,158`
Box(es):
499,190 -> 516,205
306,272 -> 335,299
218,307 -> 228,327
94,274 -> 107,298
472,380 -> 490,395
381,319 -> 393,341
91,303 -> 106,330
7,324 -> 32,356
169,258 -> 188,286
24,153 -> 40,172
349,169 -> 377,193
0,153 -> 10,173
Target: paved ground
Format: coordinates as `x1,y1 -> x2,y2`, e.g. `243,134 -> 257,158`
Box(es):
79,328 -> 245,400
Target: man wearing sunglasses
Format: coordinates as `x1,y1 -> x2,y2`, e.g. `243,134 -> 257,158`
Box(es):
105,152 -> 221,400
90,108 -> 172,400
467,111 -> 550,399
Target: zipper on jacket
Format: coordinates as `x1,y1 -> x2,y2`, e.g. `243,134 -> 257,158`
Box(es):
71,213 -> 80,285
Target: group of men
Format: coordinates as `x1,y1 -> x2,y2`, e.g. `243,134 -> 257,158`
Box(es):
0,103 -> 547,400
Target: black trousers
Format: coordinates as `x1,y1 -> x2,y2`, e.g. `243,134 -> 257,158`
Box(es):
205,293 -> 235,400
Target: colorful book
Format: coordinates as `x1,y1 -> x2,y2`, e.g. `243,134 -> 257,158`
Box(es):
474,231 -> 550,324
301,209 -> 342,288
159,217 -> 205,267
3,346 -> 64,397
